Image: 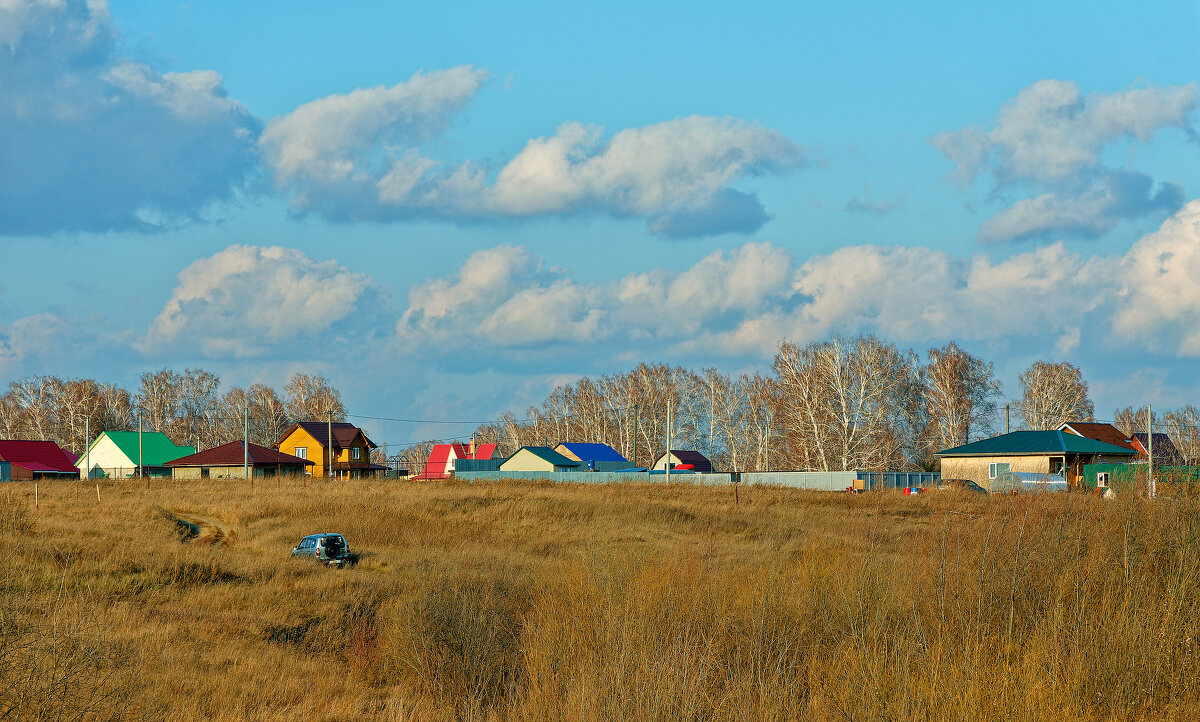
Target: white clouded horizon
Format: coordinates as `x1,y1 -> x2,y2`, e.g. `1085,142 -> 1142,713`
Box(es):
935,79 -> 1197,243
393,200 -> 1200,364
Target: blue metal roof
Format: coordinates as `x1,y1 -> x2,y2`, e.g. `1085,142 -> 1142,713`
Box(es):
557,442 -> 628,463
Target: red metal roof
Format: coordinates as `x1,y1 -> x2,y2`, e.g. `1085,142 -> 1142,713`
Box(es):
414,444 -> 453,479
166,441 -> 314,467
412,442 -> 500,479
0,440 -> 79,474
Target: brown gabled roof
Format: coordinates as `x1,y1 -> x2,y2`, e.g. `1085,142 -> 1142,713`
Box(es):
1058,422 -> 1136,451
278,422 -> 377,450
166,441 -> 314,467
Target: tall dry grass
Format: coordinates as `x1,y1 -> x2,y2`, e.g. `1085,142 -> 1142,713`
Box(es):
1,478 -> 1198,720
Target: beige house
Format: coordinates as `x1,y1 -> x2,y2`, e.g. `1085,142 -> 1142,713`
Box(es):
937,430 -> 1136,491
499,447 -> 580,473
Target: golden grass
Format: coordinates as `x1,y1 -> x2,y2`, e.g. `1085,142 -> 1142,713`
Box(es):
2,478 -> 1199,720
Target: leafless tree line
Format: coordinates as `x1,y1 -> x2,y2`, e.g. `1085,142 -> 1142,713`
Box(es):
467,337 -> 1192,472
0,370 -> 346,455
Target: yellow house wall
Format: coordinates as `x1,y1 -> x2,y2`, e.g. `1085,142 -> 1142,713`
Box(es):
278,428 -> 326,477
940,455 -> 1055,492
278,428 -> 373,477
172,467 -> 203,480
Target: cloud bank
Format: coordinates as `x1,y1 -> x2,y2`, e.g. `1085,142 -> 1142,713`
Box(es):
0,0 -> 260,235
264,93 -> 807,237
935,79 -> 1197,242
393,200 -> 1200,363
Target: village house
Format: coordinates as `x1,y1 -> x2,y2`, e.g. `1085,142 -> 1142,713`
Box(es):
166,441 -> 313,479
0,440 -> 80,480
416,441 -> 497,479
276,422 -> 386,478
500,446 -> 580,473
937,430 -> 1136,491
652,449 -> 713,472
553,442 -> 629,470
76,430 -> 195,479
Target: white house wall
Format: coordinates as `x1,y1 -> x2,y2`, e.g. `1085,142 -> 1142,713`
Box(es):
75,435 -> 135,479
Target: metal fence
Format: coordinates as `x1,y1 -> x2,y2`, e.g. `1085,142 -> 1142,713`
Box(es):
453,470 -> 734,485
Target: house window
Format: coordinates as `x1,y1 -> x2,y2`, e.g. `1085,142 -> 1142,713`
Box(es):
989,462 -> 1010,479
294,447 -> 307,460
353,447 -> 361,460
1097,472 -> 1109,488
1049,456 -> 1065,474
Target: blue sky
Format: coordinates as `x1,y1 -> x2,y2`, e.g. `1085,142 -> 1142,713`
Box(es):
2,0 -> 1199,446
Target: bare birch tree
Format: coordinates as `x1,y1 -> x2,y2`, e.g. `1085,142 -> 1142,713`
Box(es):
284,373 -> 346,421
1017,361 -> 1094,430
773,336 -> 919,471
922,342 -> 1002,455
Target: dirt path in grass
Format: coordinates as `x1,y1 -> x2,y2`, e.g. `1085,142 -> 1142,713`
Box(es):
155,507 -> 233,546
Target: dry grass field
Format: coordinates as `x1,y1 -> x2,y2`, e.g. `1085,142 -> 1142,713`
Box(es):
2,477 -> 1199,720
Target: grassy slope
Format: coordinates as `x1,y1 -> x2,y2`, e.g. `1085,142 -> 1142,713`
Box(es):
2,479 -> 1199,720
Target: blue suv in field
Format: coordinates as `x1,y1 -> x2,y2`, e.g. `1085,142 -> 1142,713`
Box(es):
291,533 -> 350,568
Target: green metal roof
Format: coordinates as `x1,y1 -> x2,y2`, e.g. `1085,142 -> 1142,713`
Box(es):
90,431 -> 196,466
510,446 -> 580,467
937,430 -> 1137,457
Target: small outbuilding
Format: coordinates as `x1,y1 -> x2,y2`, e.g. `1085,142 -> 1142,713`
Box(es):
166,441 -> 313,479
500,446 -> 580,473
1129,432 -> 1184,466
76,431 -> 195,479
0,440 -> 80,480
936,430 -> 1135,492
652,450 -> 713,473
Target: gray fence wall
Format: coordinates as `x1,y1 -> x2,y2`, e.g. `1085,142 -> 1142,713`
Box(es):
739,471 -> 858,490
453,470 -> 734,485
738,471 -> 940,490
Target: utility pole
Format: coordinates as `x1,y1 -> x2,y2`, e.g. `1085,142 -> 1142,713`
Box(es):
765,410 -> 772,473
665,397 -> 672,484
1148,403 -> 1155,499
243,403 -> 249,481
709,379 -> 714,462
1005,403 -> 1010,434
138,410 -> 143,479
327,410 -> 334,480
84,417 -> 90,482
632,404 -> 639,467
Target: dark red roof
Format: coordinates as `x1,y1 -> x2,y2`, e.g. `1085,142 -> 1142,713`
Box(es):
166,441 -> 314,467
0,440 -> 79,474
280,422 -> 377,450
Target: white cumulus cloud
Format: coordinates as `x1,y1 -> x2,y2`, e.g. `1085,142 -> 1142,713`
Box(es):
934,79 -> 1196,242
141,245 -> 371,358
266,80 -> 807,237
0,0 -> 261,235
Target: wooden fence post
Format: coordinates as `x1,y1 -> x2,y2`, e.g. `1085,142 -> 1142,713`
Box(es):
95,483 -> 101,504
